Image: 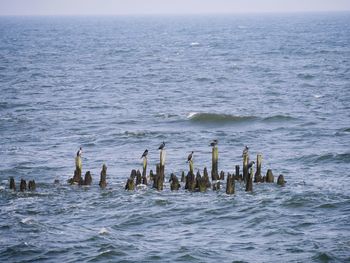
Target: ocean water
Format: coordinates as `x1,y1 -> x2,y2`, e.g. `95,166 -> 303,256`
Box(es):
0,13 -> 350,262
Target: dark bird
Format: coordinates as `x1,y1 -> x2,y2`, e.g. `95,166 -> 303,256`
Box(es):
141,149 -> 148,159
76,147 -> 82,157
209,139 -> 218,147
248,161 -> 255,169
242,145 -> 249,156
158,141 -> 165,150
187,151 -> 194,163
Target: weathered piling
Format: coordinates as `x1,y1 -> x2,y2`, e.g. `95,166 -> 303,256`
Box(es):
149,170 -> 154,181
72,155 -> 82,184
28,180 -> 36,191
20,179 -> 27,192
220,170 -> 225,180
185,171 -> 196,191
169,173 -> 181,191
189,159 -> 194,175
266,169 -> 274,183
203,167 -> 211,188
99,164 -> 107,188
125,169 -> 136,190
136,170 -> 142,186
198,172 -> 208,192
235,165 -> 242,181
211,145 -> 219,181
160,148 -> 166,180
142,155 -> 147,179
9,177 -> 16,191
84,171 -> 92,185
153,164 -> 164,191
142,171 -> 148,185
243,152 -> 249,184
254,154 -> 263,183
226,173 -> 235,195
277,174 -> 286,186
181,171 -> 185,183
195,170 -> 201,189
245,166 -> 254,192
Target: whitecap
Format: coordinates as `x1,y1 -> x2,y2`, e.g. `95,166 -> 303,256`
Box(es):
21,217 -> 34,224
187,112 -> 198,119
314,94 -> 323,98
190,42 -> 200,46
99,227 -> 109,235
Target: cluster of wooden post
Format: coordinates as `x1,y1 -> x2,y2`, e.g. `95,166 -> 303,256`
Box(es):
9,177 -> 36,192
125,146 -> 286,193
67,156 -> 108,188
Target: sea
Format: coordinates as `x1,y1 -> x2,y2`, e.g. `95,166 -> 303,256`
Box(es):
0,13 -> 349,262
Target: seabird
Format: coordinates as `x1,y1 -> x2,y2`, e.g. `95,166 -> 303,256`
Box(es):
242,145 -> 249,156
187,151 -> 194,163
158,141 -> 165,150
209,139 -> 218,147
141,149 -> 148,159
248,161 -> 255,169
76,147 -> 82,157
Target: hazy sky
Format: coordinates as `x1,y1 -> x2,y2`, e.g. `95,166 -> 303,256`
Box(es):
0,0 -> 349,16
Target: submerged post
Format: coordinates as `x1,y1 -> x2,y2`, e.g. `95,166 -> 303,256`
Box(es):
211,145 -> 219,181
226,173 -> 235,195
28,180 -> 36,191
254,154 -> 263,183
245,166 -> 253,192
20,179 -> 27,192
266,169 -> 274,183
84,171 -> 92,185
99,164 -> 107,188
125,169 -> 136,190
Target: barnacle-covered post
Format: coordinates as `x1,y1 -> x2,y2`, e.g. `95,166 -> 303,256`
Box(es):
125,169 -> 136,190
266,169 -> 274,183
72,154 -> 82,184
142,155 -> 147,182
20,179 -> 27,192
189,159 -> 194,175
211,145 -> 219,181
84,171 -> 92,185
277,174 -> 286,186
99,164 -> 107,188
160,148 -> 166,182
254,154 -> 262,183
28,180 -> 36,191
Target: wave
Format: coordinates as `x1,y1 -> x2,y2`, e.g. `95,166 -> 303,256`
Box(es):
298,152 -> 350,164
187,112 -> 257,123
187,112 -> 297,124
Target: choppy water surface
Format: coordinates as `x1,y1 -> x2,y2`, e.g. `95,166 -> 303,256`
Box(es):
0,13 -> 350,262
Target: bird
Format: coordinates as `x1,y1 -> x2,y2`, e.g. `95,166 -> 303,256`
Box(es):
209,139 -> 218,147
187,151 -> 194,163
76,147 -> 82,157
158,141 -> 165,150
242,145 -> 249,156
141,149 -> 148,159
248,161 -> 255,169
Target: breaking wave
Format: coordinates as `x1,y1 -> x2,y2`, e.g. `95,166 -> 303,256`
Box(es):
187,112 -> 257,123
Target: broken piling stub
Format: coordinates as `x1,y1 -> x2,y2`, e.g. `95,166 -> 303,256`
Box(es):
99,164 -> 107,188
254,154 -> 263,183
211,146 -> 219,181
84,171 -> 92,185
243,152 -> 249,184
135,170 -> 142,186
125,169 -> 136,190
9,177 -> 16,191
245,166 -> 254,192
277,174 -> 286,186
20,179 -> 27,192
266,169 -> 274,183
169,173 -> 181,191
226,172 -> 235,195
28,180 -> 36,191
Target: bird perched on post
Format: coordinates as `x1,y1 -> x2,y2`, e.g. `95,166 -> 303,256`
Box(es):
209,139 -> 218,147
187,151 -> 194,163
141,149 -> 148,159
158,141 -> 165,150
242,146 -> 249,156
77,147 -> 82,157
248,161 -> 255,169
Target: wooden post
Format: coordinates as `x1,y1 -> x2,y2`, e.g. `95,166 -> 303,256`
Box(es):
235,165 -> 241,181
226,173 -> 235,194
189,159 -> 194,175
153,164 -> 163,191
254,154 -> 262,183
9,177 -> 16,191
149,170 -> 154,181
142,156 -> 147,180
125,169 -> 136,190
277,174 -> 285,186
28,180 -> 36,191
20,179 -> 27,192
99,164 -> 107,188
72,155 -> 82,184
160,149 -> 166,179
84,171 -> 92,185
245,166 -> 253,192
181,171 -> 185,183
203,167 -> 211,188
219,170 -> 225,180
243,152 -> 249,184
266,169 -> 274,183
169,173 -> 180,191
211,146 -> 219,181
136,170 -> 142,186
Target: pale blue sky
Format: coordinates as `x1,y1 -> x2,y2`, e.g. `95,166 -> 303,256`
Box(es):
0,0 -> 349,16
